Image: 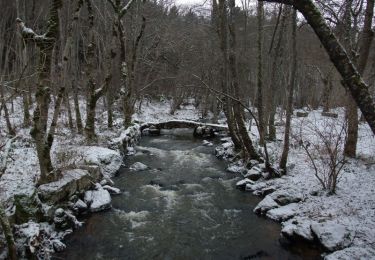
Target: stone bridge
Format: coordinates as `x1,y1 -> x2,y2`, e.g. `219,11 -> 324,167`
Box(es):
140,120 -> 228,137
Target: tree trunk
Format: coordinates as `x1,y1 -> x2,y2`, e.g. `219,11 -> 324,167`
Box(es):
257,1 -> 265,145
279,8 -> 297,172
0,204 -> 17,260
228,0 -> 260,160
17,0 -> 62,184
73,80 -> 83,133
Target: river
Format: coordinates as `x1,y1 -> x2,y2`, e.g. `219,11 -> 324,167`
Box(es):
54,129 -> 321,259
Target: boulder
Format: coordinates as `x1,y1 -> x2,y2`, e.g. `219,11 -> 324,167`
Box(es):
72,199 -> 88,213
130,162 -> 148,171
84,188 -> 111,212
103,185 -> 121,195
245,182 -> 267,192
253,195 -> 279,215
14,192 -> 44,224
202,140 -> 213,147
244,168 -> 262,181
38,169 -> 93,204
236,178 -> 254,190
266,203 -> 299,222
296,111 -> 308,117
321,112 -> 338,118
324,247 -> 375,260
311,222 -> 354,251
270,190 -> 303,206
281,219 -> 315,242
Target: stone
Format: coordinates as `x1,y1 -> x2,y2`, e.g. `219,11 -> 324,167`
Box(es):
270,190 -> 303,206
85,188 -> 111,212
52,239 -> 66,252
202,140 -> 213,146
266,203 -> 299,222
130,162 -> 148,171
14,192 -> 44,224
281,219 -> 315,242
325,247 -> 375,260
253,195 -> 279,215
311,222 -> 354,251
103,185 -> 121,195
73,199 -> 88,213
236,178 -> 254,190
244,168 -> 262,181
38,169 -> 93,204
261,187 -> 276,196
321,112 -> 338,118
296,111 -> 309,117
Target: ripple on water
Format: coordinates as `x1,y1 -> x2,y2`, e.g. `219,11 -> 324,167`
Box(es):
140,184 -> 178,210
115,209 -> 150,229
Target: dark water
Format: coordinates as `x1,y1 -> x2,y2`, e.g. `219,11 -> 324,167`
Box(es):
54,129 -> 321,260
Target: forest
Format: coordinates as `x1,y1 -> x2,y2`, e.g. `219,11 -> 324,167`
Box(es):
0,0 -> 374,259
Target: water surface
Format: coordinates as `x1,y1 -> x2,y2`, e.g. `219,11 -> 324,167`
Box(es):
54,129 -> 321,259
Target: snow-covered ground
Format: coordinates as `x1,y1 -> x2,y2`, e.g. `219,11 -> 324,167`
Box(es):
228,109 -> 375,259
1,97 -> 375,259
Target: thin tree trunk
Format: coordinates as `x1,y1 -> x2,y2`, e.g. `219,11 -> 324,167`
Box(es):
279,8 -> 297,172
0,204 -> 17,260
257,1 -> 265,145
228,0 -> 261,160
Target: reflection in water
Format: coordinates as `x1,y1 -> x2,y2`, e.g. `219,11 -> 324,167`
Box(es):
54,130 -> 321,260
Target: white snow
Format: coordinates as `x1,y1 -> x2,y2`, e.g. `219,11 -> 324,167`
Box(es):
311,222 -> 354,251
84,187 -> 111,212
266,203 -> 299,222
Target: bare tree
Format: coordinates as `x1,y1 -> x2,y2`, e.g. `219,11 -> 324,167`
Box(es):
16,0 -> 63,184
279,8 -> 297,172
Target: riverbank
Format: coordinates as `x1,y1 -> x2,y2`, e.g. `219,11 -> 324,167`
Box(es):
0,98 -> 200,258
218,109 -> 375,259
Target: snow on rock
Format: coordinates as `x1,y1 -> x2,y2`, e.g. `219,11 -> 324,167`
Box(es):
311,222 -> 354,252
215,141 -> 234,159
243,168 -> 262,181
111,124 -> 141,153
245,182 -> 267,192
202,140 -> 213,146
84,187 -> 111,212
103,185 -> 121,195
324,246 -> 375,260
14,221 -> 64,258
38,169 -> 94,204
266,203 -> 299,222
236,178 -> 254,190
67,146 -> 122,178
226,161 -> 246,174
253,195 -> 279,215
130,162 -> 148,171
281,218 -> 315,242
72,199 -> 88,213
269,189 -> 303,206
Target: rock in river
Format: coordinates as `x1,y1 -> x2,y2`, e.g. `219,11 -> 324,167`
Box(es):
130,162 -> 148,171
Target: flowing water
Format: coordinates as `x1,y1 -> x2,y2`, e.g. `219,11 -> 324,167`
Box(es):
54,129 -> 321,260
